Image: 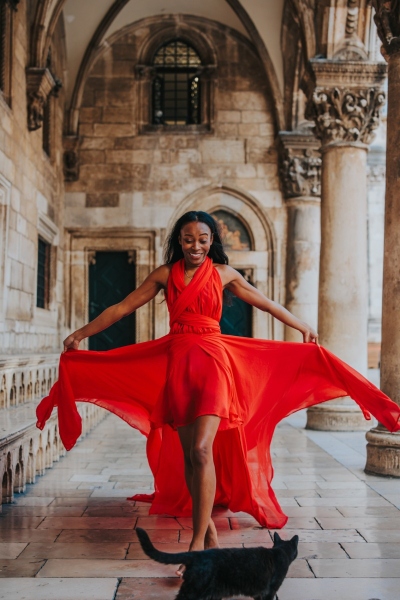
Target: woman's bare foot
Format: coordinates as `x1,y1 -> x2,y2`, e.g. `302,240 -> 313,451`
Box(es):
205,518 -> 219,549
176,519 -> 219,577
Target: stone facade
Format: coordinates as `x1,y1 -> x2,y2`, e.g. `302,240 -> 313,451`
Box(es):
0,1 -> 394,488
0,12 -> 65,354
64,17 -> 286,341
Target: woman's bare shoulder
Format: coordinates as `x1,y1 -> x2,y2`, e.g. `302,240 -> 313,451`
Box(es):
213,264 -> 239,286
150,264 -> 172,288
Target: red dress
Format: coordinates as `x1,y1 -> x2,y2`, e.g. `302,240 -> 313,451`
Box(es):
36,257 -> 400,528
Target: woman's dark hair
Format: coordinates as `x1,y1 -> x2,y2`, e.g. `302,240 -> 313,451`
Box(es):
164,211 -> 229,265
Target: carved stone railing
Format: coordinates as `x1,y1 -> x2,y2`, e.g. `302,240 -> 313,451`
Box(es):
0,354 -> 106,504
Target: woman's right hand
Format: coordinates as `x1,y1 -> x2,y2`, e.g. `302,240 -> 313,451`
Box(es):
63,333 -> 82,352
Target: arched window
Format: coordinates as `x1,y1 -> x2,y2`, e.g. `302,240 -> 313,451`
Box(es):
152,40 -> 202,126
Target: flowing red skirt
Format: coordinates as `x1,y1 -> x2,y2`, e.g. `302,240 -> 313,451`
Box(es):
36,334 -> 400,529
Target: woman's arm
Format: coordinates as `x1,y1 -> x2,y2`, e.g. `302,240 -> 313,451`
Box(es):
218,265 -> 318,343
63,265 -> 170,351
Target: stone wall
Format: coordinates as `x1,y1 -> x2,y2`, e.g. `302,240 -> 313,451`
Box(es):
64,17 -> 286,339
0,9 -> 65,354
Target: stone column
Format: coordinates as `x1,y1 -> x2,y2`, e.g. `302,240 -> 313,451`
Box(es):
303,59 -> 387,430
279,131 -> 321,342
366,1 -> 400,475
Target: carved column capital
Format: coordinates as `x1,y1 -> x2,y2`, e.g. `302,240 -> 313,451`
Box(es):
25,67 -> 56,131
279,130 -> 321,199
372,0 -> 400,59
303,60 -> 387,146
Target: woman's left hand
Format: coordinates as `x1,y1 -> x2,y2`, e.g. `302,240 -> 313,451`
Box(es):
301,325 -> 319,344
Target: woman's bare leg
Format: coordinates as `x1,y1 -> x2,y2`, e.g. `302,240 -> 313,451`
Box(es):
177,415 -> 221,575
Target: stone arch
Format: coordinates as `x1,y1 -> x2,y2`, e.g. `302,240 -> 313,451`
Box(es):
45,430 -> 53,468
27,439 -> 36,484
137,20 -> 217,67
169,184 -> 276,256
36,435 -> 45,476
170,185 -> 277,339
34,370 -> 40,398
53,426 -> 60,462
9,374 -> 17,406
30,0 -> 67,68
19,373 -> 25,404
41,375 -> 47,397
26,373 -> 33,401
2,470 -> 12,504
65,5 -> 283,134
2,453 -> 13,503
14,462 -> 24,494
0,374 -> 7,409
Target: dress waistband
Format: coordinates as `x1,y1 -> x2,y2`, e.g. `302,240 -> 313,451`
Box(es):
169,312 -> 221,334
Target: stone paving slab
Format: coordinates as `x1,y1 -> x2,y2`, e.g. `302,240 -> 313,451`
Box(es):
342,542 -> 400,559
0,558 -> 45,577
0,578 -> 119,600
1,412 -> 400,599
309,558 -> 400,577
0,530 -> 62,543
114,577 -> 181,599
280,577 -> 400,600
56,528 -> 180,544
19,542 -> 129,560
0,543 -> 28,559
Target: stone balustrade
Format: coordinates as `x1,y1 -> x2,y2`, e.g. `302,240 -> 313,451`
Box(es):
0,354 -> 106,504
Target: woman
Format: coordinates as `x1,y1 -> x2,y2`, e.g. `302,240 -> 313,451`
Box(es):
37,210 -> 400,565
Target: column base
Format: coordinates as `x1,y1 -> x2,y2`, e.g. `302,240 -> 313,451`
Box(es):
365,425 -> 400,477
306,401 -> 369,431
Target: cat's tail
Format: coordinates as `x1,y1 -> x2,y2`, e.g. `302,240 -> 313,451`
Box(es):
136,527 -> 192,565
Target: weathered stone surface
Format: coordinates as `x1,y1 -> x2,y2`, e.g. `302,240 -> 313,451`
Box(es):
86,194 -> 119,208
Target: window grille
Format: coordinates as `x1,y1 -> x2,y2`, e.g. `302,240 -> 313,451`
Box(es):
152,40 -> 202,125
36,237 -> 50,309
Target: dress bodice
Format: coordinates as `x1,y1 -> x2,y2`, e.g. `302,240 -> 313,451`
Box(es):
166,258 -> 223,334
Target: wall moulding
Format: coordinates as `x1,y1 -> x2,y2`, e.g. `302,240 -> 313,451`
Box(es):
66,228 -> 156,344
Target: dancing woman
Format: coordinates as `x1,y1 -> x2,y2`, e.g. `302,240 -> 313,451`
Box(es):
37,211 -> 400,566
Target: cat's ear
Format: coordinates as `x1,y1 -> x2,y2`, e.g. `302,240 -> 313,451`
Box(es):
290,535 -> 299,548
273,532 -> 281,545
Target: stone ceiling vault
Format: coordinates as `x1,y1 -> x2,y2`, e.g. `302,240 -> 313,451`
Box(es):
32,0 -> 285,130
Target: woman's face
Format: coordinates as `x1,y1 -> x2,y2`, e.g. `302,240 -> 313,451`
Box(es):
179,221 -> 213,268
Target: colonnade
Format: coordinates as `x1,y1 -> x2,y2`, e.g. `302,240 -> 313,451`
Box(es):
280,1 -> 400,475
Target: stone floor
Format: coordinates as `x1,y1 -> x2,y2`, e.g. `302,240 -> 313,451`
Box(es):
1,409 -> 400,600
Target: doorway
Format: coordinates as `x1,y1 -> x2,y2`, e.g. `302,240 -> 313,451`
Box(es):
88,251 -> 136,350
220,269 -> 252,337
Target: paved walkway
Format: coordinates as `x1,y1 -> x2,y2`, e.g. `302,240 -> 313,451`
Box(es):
1,409 -> 400,600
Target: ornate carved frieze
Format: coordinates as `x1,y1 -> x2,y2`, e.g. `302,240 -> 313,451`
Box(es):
63,136 -> 80,182
279,131 -> 321,198
25,68 -> 56,131
372,0 -> 400,58
303,60 -> 387,146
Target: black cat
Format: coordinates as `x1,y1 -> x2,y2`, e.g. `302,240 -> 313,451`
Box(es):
136,527 -> 298,600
